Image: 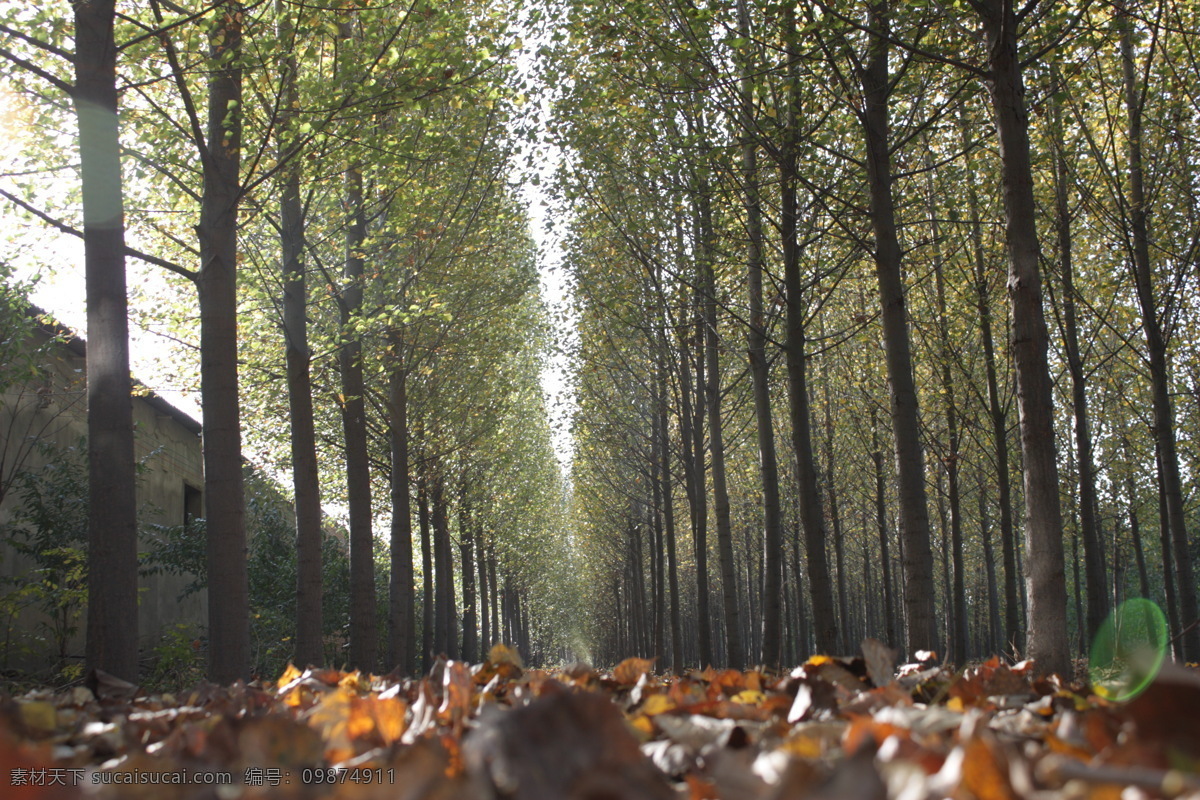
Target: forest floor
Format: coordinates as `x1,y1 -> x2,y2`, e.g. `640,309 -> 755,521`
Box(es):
2,643 -> 1199,800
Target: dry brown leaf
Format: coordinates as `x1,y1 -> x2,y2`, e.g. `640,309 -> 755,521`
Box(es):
861,638 -> 898,688
465,686 -> 674,800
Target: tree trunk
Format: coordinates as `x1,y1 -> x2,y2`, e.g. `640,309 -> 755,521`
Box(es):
961,108 -> 1022,654
736,0 -> 783,667
199,1 -> 250,684
459,484 -> 478,664
336,13 -> 376,674
680,284 -> 713,666
1120,433 -> 1150,600
76,0 -> 139,682
860,0 -> 937,655
276,1 -> 323,668
871,408 -> 897,647
631,518 -> 650,655
824,386 -> 848,655
432,471 -> 457,659
979,0 -> 1071,677
978,473 -> 1002,656
782,7 -> 838,657
478,529 -> 491,650
419,481 -> 433,671
936,475 -> 950,654
699,158 -> 745,669
743,523 -> 758,660
1049,77 -> 1109,645
387,338 -> 414,673
1153,448 -> 1181,657
1067,452 -> 1085,655
488,543 -> 500,653
649,418 -> 665,664
501,578 -> 512,646
927,150 -> 968,666
657,345 -> 684,672
1118,5 -> 1199,661
517,590 -> 531,663
339,158 -> 375,672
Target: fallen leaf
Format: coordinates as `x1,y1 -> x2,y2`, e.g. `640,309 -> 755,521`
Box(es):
960,734 -> 1018,800
465,686 -> 675,799
861,638 -> 898,688
613,657 -> 655,686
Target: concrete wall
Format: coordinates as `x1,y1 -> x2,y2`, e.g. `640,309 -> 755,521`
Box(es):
0,324 -> 208,675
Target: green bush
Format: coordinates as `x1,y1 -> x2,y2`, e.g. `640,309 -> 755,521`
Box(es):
142,466 -> 354,680
146,622 -> 206,690
1,439 -> 89,683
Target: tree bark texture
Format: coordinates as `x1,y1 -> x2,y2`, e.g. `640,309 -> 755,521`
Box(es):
199,1 -> 250,684
459,486 -> 479,664
961,108 -> 1022,654
419,482 -> 434,670
339,160 -> 376,672
1049,83 -> 1109,645
699,178 -> 744,669
860,1 -> 937,655
980,0 -> 1071,677
1118,5 -> 1199,662
76,0 -> 140,682
657,346 -> 684,672
387,342 -> 414,673
782,7 -> 838,657
277,1 -> 323,668
736,0 -> 783,666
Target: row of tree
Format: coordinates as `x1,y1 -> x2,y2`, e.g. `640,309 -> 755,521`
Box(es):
555,0 -> 1200,677
1,0 -> 572,682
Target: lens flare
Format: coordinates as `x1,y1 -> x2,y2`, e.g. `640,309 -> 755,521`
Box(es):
1089,598 -> 1168,702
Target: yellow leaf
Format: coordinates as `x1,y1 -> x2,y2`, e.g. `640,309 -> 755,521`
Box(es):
18,701 -> 56,733
629,714 -> 655,740
346,699 -> 375,739
339,670 -> 370,693
733,690 -> 766,705
371,697 -> 407,744
782,734 -> 823,759
487,643 -> 523,668
277,662 -> 302,690
307,688 -> 357,762
640,694 -> 676,716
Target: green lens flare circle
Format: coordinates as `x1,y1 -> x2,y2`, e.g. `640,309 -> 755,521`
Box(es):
1088,598 -> 1168,702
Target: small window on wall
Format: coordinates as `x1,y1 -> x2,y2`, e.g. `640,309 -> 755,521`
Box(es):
184,483 -> 203,528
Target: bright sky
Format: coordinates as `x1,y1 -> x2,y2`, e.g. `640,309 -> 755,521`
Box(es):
519,136 -> 576,473
515,16 -> 578,474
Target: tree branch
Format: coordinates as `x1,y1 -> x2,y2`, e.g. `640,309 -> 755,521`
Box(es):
0,23 -> 72,61
0,188 -> 198,281
117,1 -> 226,52
0,46 -> 73,94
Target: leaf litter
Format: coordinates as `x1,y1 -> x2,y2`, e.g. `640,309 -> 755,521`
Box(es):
2,641 -> 1199,799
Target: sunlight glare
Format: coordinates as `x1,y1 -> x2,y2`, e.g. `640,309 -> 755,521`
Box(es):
0,84 -> 30,163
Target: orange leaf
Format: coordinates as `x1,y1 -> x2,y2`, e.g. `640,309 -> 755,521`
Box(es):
708,669 -> 745,697
685,774 -> 720,800
276,662 -> 302,691
961,736 -> 1018,800
438,661 -> 474,728
613,657 -> 654,685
